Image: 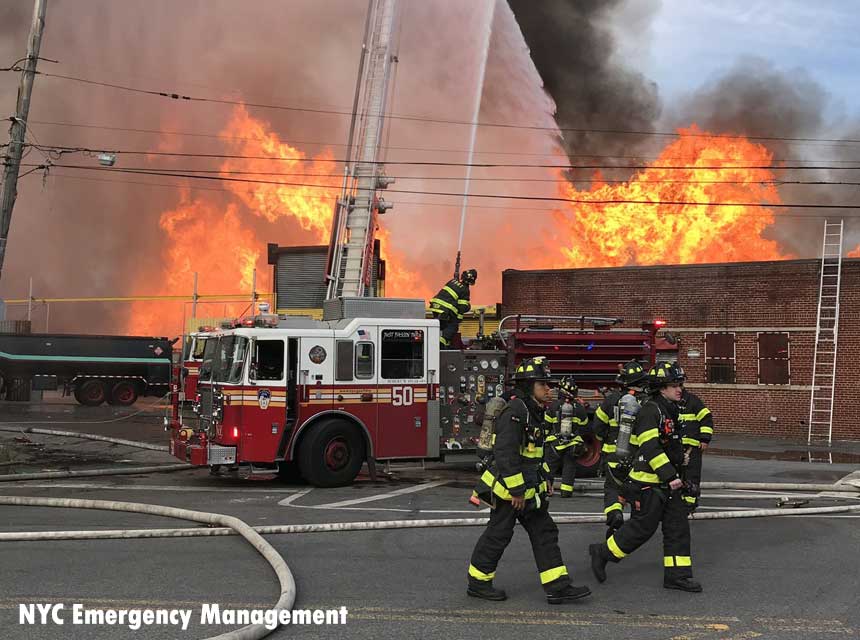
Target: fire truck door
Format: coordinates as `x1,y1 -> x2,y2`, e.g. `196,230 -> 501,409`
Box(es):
376,328 -> 429,458
245,338 -> 287,461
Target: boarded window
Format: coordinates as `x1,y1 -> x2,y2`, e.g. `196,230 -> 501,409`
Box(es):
758,332 -> 790,385
355,342 -> 374,379
705,333 -> 735,384
336,340 -> 354,381
381,329 -> 424,379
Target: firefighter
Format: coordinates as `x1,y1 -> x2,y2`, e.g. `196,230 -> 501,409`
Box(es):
678,379 -> 714,513
591,361 -> 649,537
544,376 -> 589,498
588,361 -> 702,593
468,357 -> 591,604
430,269 -> 477,348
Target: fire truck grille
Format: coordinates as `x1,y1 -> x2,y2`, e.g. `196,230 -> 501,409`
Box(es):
208,444 -> 237,466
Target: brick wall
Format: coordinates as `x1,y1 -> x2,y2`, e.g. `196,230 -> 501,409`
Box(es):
502,258 -> 860,441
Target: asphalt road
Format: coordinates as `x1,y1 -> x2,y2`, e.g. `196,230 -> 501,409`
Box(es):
0,400 -> 858,639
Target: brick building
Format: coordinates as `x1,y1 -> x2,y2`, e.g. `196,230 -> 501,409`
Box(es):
502,258 -> 860,441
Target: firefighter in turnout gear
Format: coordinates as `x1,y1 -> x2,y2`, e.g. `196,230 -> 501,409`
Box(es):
544,376 -> 589,498
430,269 -> 476,348
678,382 -> 713,513
468,357 -> 591,604
592,361 -> 649,536
589,362 -> 703,593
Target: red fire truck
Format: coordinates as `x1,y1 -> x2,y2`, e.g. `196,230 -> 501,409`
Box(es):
169,299 -> 665,487
180,329 -> 216,402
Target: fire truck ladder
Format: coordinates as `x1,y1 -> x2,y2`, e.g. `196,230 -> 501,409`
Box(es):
807,219 -> 844,451
327,0 -> 398,300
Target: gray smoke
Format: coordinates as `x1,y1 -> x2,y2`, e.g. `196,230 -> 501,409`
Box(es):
503,0 -> 662,171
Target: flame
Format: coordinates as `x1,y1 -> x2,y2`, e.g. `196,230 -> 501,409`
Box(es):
848,245 -> 860,258
555,125 -> 787,267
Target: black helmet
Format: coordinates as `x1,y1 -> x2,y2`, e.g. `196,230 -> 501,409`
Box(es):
558,375 -> 578,398
461,269 -> 478,285
616,360 -> 648,387
512,356 -> 552,382
648,361 -> 686,390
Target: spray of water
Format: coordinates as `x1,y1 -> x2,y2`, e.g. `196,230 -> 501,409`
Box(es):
454,0 -> 496,278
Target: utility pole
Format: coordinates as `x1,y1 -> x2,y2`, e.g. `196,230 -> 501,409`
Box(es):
0,0 -> 48,281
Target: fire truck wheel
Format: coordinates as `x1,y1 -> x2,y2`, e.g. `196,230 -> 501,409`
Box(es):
298,419 -> 365,487
77,379 -> 108,406
276,461 -> 305,484
109,381 -> 139,406
574,433 -> 603,478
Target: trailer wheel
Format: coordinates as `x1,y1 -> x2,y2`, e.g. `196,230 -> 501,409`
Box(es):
298,419 -> 365,487
574,433 -> 602,478
77,379 -> 107,406
109,381 -> 139,406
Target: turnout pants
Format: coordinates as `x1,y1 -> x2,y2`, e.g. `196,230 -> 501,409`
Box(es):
468,497 -> 572,592
438,314 -> 460,347
603,486 -> 693,581
546,443 -> 578,493
603,462 -> 625,519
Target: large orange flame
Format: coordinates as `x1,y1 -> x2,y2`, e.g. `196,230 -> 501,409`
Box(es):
848,245 -> 860,258
554,126 -> 787,267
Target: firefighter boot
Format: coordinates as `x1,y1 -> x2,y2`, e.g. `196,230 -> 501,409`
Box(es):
664,577 -> 703,593
589,543 -> 610,583
546,584 -> 591,604
467,579 -> 508,601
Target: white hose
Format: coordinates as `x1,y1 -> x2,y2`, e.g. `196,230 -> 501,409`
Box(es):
0,425 -> 168,451
0,495 -> 293,640
0,463 -> 190,482
1,502 -> 858,542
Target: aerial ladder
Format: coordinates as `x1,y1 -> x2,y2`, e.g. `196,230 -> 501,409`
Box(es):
326,0 -> 398,300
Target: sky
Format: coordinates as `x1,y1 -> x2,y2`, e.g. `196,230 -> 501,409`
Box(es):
640,0 -> 860,117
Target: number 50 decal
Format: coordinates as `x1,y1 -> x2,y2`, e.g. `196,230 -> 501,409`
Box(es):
392,386 -> 414,406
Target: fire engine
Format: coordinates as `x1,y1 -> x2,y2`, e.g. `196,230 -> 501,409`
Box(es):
168,299 -> 664,487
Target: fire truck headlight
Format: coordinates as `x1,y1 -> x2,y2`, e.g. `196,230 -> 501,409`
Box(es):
232,427 -> 239,439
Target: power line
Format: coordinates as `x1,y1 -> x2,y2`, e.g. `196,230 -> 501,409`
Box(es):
22,145 -> 860,171
25,163 -> 860,210
35,172 -> 860,221
13,68 -> 860,146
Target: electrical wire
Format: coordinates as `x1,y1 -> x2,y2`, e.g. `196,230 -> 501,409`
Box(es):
17,68 -> 860,146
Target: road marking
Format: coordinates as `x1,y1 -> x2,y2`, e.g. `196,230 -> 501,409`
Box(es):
0,482 -> 301,494
278,480 -> 448,509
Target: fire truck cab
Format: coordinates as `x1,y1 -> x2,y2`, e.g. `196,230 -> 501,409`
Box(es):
171,300 -> 440,486
180,328 -> 215,401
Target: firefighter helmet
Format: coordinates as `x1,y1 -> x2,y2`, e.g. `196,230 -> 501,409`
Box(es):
648,361 -> 686,389
616,360 -> 648,387
558,375 -> 578,398
512,356 -> 552,382
461,269 -> 478,285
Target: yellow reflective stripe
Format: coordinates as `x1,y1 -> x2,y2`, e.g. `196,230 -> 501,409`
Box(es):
602,443 -> 617,453
700,426 -> 714,435
491,433 -> 496,445
469,564 -> 495,581
679,413 -> 697,422
481,470 -> 538,501
545,435 -> 558,442
560,483 -> 574,492
442,285 -> 461,300
542,462 -> 551,473
539,566 -> 569,584
520,447 -> 544,458
595,406 -> 611,424
604,503 -> 623,514
607,535 -> 627,559
607,461 -> 620,469
629,433 -> 640,446
629,469 -> 660,483
697,408 -> 711,421
429,298 -> 459,314
573,417 -> 589,425
683,495 -> 697,504
457,299 -> 470,307
649,453 -> 671,470
545,415 -> 559,424
638,428 -> 659,444
664,555 -> 692,568
504,473 -> 525,488
682,437 -> 700,446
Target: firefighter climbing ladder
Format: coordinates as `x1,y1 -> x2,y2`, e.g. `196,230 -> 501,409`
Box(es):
807,219 -> 844,450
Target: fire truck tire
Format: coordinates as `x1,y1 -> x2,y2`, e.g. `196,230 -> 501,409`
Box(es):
298,419 -> 365,487
574,433 -> 602,478
109,381 -> 139,406
276,461 -> 305,484
77,379 -> 107,406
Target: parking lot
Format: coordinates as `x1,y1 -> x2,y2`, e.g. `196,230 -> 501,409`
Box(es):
1,399 -> 858,639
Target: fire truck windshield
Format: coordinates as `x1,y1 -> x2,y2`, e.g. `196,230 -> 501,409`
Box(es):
212,336 -> 249,384
199,338 -> 219,381
192,336 -> 208,360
